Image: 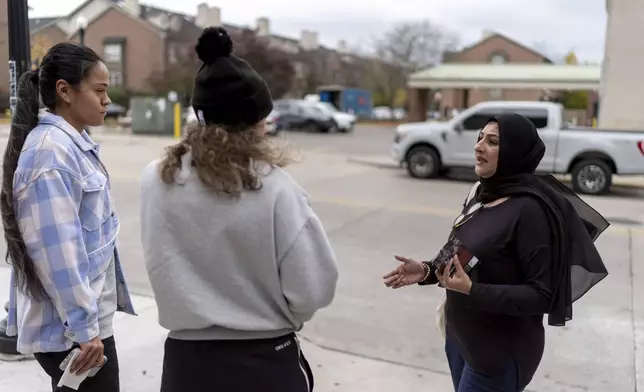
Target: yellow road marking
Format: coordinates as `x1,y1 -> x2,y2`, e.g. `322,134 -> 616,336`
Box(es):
311,196 -> 644,237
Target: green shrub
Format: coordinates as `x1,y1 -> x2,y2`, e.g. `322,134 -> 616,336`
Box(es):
108,87 -> 130,108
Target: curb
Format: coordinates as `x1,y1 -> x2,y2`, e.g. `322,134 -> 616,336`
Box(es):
347,157 -> 400,170
356,121 -> 403,127
297,332 -> 450,375
348,156 -> 644,190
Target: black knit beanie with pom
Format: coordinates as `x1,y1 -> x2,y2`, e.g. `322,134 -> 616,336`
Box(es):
191,26 -> 273,128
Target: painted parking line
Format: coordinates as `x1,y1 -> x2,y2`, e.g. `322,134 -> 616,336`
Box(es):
312,196 -> 457,217
311,196 -> 644,237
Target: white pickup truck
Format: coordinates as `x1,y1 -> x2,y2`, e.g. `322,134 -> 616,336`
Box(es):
391,101 -> 644,195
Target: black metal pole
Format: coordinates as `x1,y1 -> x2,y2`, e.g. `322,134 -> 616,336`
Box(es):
80,27 -> 85,46
1,0 -> 32,358
8,0 -> 31,77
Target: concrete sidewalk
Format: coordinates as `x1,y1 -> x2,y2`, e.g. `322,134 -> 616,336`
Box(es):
0,266 -> 454,392
348,155 -> 644,189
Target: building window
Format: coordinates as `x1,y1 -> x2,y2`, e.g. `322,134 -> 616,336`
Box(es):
489,88 -> 503,99
490,52 -> 508,64
104,43 -> 122,62
109,71 -> 123,87
168,43 -> 178,65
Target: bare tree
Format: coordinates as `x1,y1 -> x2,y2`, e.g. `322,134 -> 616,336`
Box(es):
531,40 -> 563,64
377,20 -> 460,74
364,20 -> 460,107
230,29 -> 296,99
364,55 -> 406,107
293,55 -> 324,96
147,45 -> 201,102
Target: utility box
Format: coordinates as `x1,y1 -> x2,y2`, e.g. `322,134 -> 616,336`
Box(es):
130,97 -> 177,135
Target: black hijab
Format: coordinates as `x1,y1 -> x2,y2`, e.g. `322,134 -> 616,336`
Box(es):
477,113 -> 609,326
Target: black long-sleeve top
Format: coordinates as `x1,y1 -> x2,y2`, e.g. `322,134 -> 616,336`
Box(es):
424,196 -> 553,389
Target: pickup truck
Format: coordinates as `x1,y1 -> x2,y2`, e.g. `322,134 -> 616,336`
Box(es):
391,101 -> 644,195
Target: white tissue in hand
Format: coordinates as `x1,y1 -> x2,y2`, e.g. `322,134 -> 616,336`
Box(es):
57,349 -> 91,390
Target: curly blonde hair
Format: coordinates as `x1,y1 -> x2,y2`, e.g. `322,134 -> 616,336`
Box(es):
159,121 -> 296,197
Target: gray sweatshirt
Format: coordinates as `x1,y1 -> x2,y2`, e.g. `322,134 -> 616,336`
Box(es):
140,152 -> 338,341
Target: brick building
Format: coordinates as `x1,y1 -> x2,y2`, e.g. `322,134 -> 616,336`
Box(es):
438,32 -> 552,111
25,0 -> 360,100
406,31 -> 602,124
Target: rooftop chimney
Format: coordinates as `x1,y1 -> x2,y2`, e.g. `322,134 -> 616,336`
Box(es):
196,3 -> 221,28
482,29 -> 495,39
300,30 -> 319,51
122,0 -> 140,17
337,39 -> 347,53
256,17 -> 270,36
170,15 -> 183,32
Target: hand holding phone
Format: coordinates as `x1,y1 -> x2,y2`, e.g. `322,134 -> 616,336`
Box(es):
448,247 -> 479,277
437,254 -> 475,295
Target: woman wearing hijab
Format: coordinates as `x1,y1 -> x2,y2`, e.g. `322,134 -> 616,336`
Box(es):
383,113 -> 609,391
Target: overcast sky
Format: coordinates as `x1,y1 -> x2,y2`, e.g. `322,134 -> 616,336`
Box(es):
27,0 -> 607,63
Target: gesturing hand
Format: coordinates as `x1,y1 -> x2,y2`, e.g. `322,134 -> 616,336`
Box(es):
383,255 -> 426,289
436,255 -> 472,295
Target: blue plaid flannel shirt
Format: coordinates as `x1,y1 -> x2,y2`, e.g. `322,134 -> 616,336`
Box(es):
5,112 -> 136,354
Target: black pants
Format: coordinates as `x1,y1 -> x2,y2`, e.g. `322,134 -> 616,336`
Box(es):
161,333 -> 314,392
34,336 -> 119,392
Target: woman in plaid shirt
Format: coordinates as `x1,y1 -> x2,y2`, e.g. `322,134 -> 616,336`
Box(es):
1,43 -> 135,391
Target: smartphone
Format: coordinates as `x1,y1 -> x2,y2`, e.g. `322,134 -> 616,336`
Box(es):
448,246 -> 479,277
59,348 -> 108,377
58,348 -> 80,372
87,357 -> 108,377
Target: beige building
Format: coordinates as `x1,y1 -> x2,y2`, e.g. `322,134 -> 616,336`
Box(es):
598,0 -> 644,130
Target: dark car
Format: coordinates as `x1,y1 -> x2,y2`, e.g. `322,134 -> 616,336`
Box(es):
273,99 -> 338,133
105,103 -> 127,120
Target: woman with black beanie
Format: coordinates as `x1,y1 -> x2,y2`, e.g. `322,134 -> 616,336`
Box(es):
383,113 -> 609,391
140,27 -> 338,392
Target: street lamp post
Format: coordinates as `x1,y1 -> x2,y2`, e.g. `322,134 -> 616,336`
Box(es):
76,15 -> 90,136
6,0 -> 31,113
1,0 -> 33,358
77,16 -> 87,46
